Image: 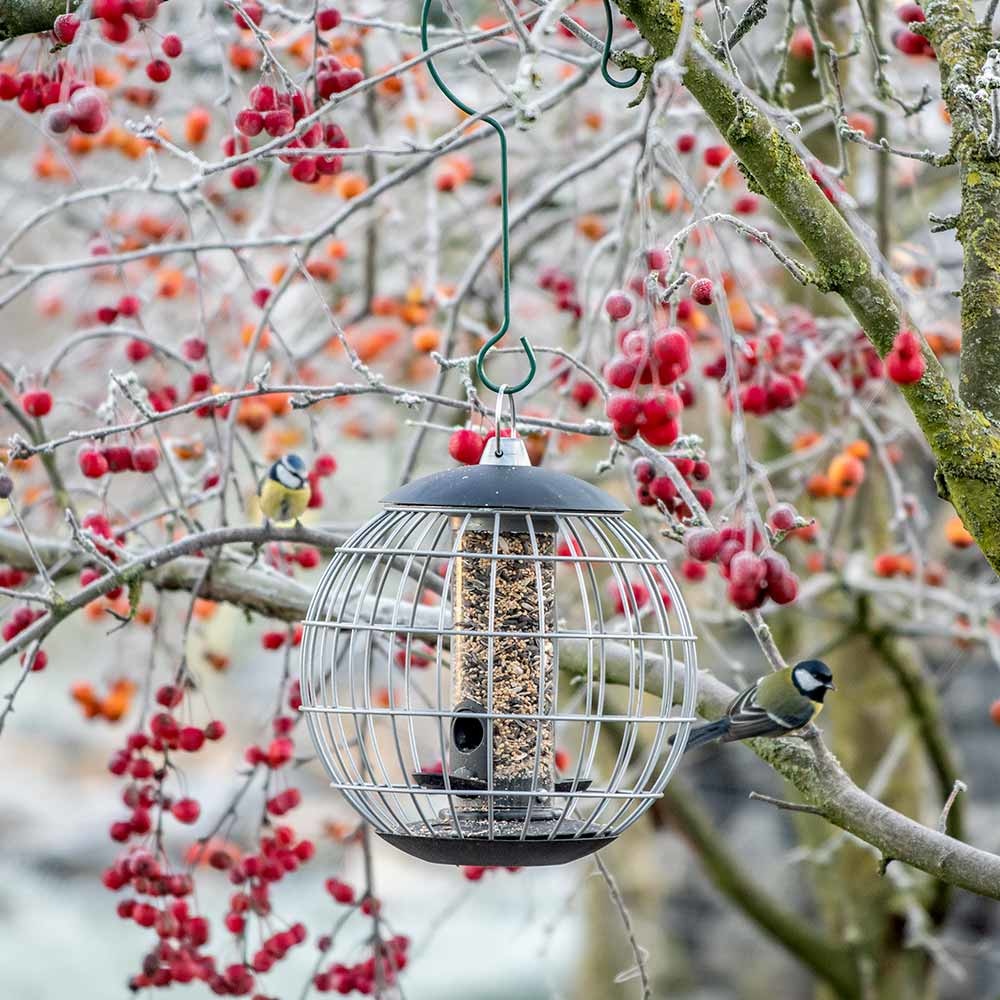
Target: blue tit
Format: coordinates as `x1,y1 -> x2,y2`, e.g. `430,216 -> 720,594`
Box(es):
676,659 -> 835,752
258,454 -> 311,524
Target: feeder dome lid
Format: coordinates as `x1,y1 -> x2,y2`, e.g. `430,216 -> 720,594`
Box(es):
382,463 -> 627,514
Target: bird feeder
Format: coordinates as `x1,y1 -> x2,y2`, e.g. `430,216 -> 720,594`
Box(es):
299,421 -> 698,866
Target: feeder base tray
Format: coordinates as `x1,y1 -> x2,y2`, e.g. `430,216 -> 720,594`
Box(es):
377,830 -> 616,867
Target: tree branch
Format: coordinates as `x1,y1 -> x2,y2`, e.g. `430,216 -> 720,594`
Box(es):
613,0 -> 1000,578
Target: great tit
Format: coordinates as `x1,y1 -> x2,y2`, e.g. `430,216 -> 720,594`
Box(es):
258,454 -> 311,524
677,659 -> 835,752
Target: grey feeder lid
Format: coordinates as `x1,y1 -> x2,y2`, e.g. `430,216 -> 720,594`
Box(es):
382,463 -> 627,515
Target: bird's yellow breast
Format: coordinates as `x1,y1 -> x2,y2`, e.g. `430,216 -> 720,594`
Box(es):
259,478 -> 311,523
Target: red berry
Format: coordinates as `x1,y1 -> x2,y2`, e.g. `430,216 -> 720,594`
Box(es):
691,277 -> 714,306
261,630 -> 286,650
448,428 -> 486,465
125,338 -> 153,363
235,108 -> 264,136
605,356 -> 638,389
54,13 -> 81,43
263,109 -> 294,137
231,165 -> 260,189
898,2 -> 925,21
79,447 -> 109,478
684,528 -> 722,562
314,453 -> 337,476
234,3 -> 263,28
768,503 -> 798,532
676,132 -> 696,153
893,329 -> 920,359
893,27 -> 928,55
730,550 -> 767,588
181,336 -> 206,360
604,292 -> 632,321
22,389 -> 52,417
789,26 -> 815,61
317,7 -> 342,29
205,719 -> 226,741
132,445 -> 160,473
117,294 -> 141,316
171,798 -> 201,824
886,350 -> 925,384
161,34 -> 183,58
146,59 -> 171,83
606,392 -> 642,425
703,145 -> 729,167
325,878 -> 355,904
179,726 -> 205,752
631,458 -> 655,485
249,84 -> 277,111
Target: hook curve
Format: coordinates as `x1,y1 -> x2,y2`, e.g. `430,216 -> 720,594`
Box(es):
420,0 -> 537,398
600,0 -> 642,89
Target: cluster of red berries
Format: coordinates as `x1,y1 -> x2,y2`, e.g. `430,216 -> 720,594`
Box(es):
538,266 -> 583,319
684,520 -> 800,610
96,293 -> 142,325
828,328 -> 885,390
313,935 -> 410,995
604,326 -> 692,445
74,0 -> 162,45
885,329 -> 926,385
0,566 -> 28,588
261,624 -> 304,650
79,511 -> 120,561
0,65 -> 110,135
609,577 -> 672,615
892,4 -> 934,58
230,84 -> 352,188
2,605 -> 44,641
631,455 -> 714,517
315,55 -> 364,99
78,441 -> 160,478
703,327 -> 806,417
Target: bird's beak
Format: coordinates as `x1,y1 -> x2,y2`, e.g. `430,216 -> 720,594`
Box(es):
826,682 -> 837,691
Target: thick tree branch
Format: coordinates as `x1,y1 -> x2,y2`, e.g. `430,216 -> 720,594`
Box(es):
653,781 -> 861,998
0,0 -> 76,40
613,0 -> 1000,578
4,531 -> 997,901
919,0 -> 1000,423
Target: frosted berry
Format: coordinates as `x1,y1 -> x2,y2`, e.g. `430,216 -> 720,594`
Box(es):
691,278 -> 714,305
604,292 -> 632,321
54,13 -> 81,43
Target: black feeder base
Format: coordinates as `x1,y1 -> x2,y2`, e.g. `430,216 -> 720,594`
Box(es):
376,831 -> 617,867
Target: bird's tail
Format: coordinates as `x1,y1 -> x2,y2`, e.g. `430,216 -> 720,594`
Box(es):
670,718 -> 732,752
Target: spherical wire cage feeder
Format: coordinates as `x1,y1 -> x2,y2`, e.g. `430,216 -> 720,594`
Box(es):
299,396 -> 699,867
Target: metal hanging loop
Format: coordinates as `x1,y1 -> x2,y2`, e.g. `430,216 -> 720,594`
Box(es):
600,0 -> 642,89
419,0 -> 537,397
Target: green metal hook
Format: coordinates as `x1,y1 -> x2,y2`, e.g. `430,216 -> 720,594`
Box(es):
600,0 -> 642,89
420,0 -> 537,397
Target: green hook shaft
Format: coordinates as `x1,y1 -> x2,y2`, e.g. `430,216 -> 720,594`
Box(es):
600,0 -> 641,88
420,0 -> 536,396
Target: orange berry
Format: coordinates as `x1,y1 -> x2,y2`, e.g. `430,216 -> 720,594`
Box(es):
845,439 -> 870,460
944,515 -> 974,548
411,326 -> 441,353
827,453 -> 865,496
990,700 -> 1000,726
806,472 -> 833,499
873,552 -> 900,577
